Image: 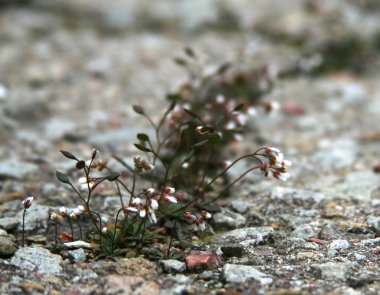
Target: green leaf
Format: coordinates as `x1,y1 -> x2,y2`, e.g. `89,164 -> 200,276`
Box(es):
191,139 -> 209,148
56,171 -> 71,184
132,105 -> 145,115
174,57 -> 187,67
217,62 -> 231,74
234,103 -> 245,112
209,133 -> 221,144
137,133 -> 150,142
166,93 -> 182,102
134,144 -> 152,153
60,150 -> 77,160
107,172 -> 120,181
184,47 -> 196,58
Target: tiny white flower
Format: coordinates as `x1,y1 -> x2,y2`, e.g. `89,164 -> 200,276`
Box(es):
59,207 -> 67,216
77,205 -> 86,213
150,199 -> 159,210
273,171 -> 290,182
247,106 -> 257,116
216,94 -> 225,104
50,212 -> 58,221
145,188 -> 155,195
164,187 -> 175,195
124,206 -> 138,213
139,208 -> 147,218
165,195 -> 177,203
148,209 -> 157,223
233,134 -> 243,141
131,197 -> 141,205
101,227 -> 108,234
236,113 -> 247,126
226,121 -> 236,130
73,208 -> 81,215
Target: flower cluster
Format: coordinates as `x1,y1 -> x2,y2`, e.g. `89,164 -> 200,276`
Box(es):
134,156 -> 154,173
50,205 -> 87,222
184,210 -> 212,231
123,187 -> 178,224
260,147 -> 292,181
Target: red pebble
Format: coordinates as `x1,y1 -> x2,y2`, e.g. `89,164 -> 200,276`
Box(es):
283,101 -> 306,115
308,237 -> 324,245
186,251 -> 222,270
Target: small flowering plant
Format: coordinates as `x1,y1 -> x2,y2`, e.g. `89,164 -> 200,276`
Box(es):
48,49 -> 290,258
21,196 -> 34,247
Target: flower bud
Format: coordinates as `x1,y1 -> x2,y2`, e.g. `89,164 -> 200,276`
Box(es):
21,196 -> 34,209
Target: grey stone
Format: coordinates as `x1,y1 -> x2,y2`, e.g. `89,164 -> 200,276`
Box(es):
214,227 -> 274,244
0,158 -> 39,179
223,264 -> 273,285
170,274 -> 192,284
231,200 -> 251,214
281,214 -> 313,229
291,224 -> 315,239
311,262 -> 349,281
213,208 -> 246,229
360,237 -> 380,246
64,241 -> 93,249
10,246 -> 63,275
16,205 -> 50,233
367,216 -> 380,231
72,268 -> 99,283
312,138 -> 359,170
271,187 -> 326,203
69,248 -> 87,263
0,236 -> 17,257
0,229 -> 7,236
354,253 -> 366,261
319,223 -> 342,240
0,217 -> 19,230
199,270 -> 213,280
160,259 -> 186,273
328,240 -> 351,257
281,237 -> 307,252
321,171 -> 380,202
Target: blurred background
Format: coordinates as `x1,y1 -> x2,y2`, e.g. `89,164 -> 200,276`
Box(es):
0,0 -> 380,189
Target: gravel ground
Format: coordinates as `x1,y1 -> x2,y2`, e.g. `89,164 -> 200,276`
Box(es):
0,1 -> 380,294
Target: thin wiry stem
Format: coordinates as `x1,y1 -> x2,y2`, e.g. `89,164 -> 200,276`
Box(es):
67,217 -> 74,239
112,208 -> 124,254
88,210 -> 102,249
204,166 -> 260,205
22,209 -> 26,247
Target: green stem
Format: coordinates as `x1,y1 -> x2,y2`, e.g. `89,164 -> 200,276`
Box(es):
22,209 -> 26,247
205,153 -> 263,189
115,181 -> 125,210
167,220 -> 177,258
76,220 -> 83,240
67,217 -> 74,239
88,210 -> 102,249
54,222 -> 58,248
69,183 -> 87,205
112,208 -> 124,254
138,217 -> 148,249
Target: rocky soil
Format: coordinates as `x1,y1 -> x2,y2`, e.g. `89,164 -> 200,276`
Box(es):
0,0 -> 380,294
